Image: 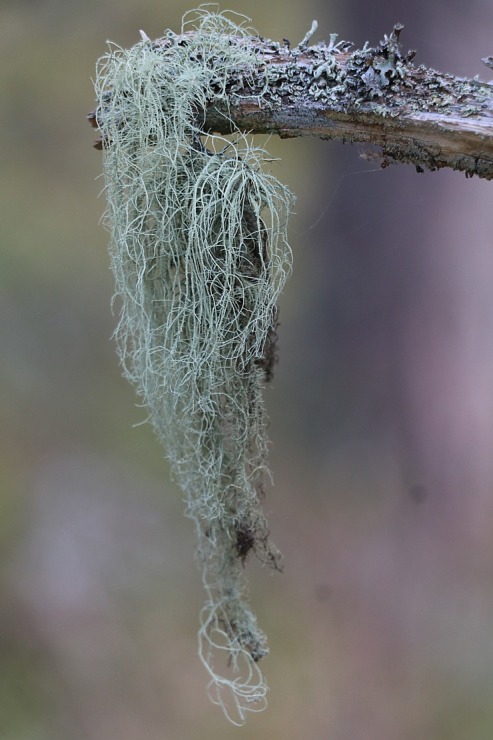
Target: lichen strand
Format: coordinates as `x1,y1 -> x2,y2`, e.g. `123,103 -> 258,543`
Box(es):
94,8 -> 293,724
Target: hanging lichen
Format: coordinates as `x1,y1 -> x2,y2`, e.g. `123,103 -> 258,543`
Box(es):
93,7 -> 294,723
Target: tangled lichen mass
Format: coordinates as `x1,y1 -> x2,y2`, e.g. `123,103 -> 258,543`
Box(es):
94,7 -> 293,723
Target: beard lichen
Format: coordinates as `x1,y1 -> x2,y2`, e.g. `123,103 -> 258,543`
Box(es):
94,7 -> 294,724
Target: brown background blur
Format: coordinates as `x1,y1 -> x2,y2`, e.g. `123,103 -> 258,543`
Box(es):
1,0 -> 493,738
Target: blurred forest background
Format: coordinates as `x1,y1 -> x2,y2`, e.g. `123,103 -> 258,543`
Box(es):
1,0 -> 493,738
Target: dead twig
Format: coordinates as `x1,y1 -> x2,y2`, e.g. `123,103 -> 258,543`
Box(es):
89,23 -> 493,179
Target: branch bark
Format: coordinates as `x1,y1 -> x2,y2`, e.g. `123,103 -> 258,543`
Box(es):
90,24 -> 493,180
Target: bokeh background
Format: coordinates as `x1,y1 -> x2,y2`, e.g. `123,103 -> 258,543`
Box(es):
1,0 -> 493,738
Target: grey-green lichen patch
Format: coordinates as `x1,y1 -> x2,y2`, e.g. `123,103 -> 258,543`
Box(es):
225,23 -> 417,114
251,34 -> 351,109
94,7 -> 293,724
218,22 -> 492,125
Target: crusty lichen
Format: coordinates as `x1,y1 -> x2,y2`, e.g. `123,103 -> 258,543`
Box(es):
195,23 -> 492,180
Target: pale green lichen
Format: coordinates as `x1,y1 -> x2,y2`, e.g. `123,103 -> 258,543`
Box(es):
94,6 -> 293,723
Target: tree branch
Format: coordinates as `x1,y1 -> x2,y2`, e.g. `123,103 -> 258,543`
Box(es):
90,24 -> 493,180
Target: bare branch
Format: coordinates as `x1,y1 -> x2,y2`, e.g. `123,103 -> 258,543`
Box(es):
90,24 -> 493,179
